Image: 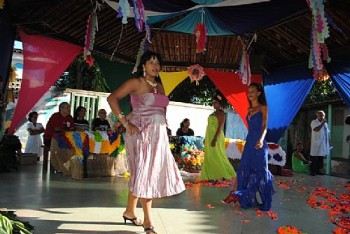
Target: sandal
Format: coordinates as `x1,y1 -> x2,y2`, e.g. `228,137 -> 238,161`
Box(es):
144,226 -> 157,234
122,215 -> 143,226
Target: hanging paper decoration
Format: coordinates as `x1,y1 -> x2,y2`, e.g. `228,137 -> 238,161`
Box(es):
117,0 -> 130,24
306,0 -> 331,81
188,64 -> 205,85
132,0 -> 151,42
132,36 -> 148,73
0,0 -> 4,9
193,23 -> 207,53
238,49 -> 251,85
84,10 -> 98,67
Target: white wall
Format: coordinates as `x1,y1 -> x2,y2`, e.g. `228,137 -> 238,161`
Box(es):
166,101 -> 213,137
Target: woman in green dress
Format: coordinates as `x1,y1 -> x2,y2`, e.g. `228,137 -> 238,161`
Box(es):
200,94 -> 236,187
292,142 -> 311,173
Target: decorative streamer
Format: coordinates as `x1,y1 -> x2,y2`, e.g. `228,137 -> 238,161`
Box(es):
117,0 -> 130,24
110,24 -> 124,61
238,49 -> 251,85
306,0 -> 331,81
84,9 -> 98,67
132,36 -> 148,73
132,0 -> 151,41
193,23 -> 207,53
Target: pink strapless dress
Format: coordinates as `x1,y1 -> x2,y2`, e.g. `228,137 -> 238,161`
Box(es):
125,93 -> 185,198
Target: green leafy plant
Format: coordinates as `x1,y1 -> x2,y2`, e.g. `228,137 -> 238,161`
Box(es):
0,210 -> 34,234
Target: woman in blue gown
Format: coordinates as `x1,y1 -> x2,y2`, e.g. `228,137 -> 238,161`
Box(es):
221,83 -> 274,211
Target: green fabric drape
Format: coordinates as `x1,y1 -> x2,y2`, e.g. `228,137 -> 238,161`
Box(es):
95,56 -> 134,114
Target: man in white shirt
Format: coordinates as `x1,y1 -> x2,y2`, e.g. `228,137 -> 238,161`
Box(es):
310,110 -> 331,176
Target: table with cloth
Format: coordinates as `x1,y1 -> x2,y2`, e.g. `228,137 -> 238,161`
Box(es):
50,131 -> 124,180
169,136 -> 286,173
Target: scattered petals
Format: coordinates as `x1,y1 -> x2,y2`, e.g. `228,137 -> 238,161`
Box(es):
206,204 -> 215,209
277,225 -> 305,234
241,219 -> 250,224
256,210 -> 265,217
234,210 -> 245,216
267,210 -> 278,220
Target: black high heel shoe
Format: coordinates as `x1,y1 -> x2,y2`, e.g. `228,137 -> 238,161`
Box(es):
144,226 -> 157,234
122,215 -> 143,226
221,191 -> 238,205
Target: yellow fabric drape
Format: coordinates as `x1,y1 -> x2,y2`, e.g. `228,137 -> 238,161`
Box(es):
159,71 -> 188,96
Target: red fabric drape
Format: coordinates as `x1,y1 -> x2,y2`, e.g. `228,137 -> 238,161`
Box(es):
204,68 -> 262,126
9,31 -> 81,134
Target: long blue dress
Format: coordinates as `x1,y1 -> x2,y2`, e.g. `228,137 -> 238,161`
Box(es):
234,112 -> 274,211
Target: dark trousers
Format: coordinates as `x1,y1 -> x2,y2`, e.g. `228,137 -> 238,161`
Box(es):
310,156 -> 324,174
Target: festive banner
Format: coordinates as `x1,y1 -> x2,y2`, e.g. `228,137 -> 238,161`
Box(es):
159,71 -> 188,96
9,31 -> 81,134
204,68 -> 262,126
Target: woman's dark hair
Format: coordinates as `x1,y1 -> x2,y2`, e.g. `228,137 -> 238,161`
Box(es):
136,51 -> 162,82
28,112 -> 38,122
212,92 -> 227,108
180,118 -> 190,128
74,106 -> 86,120
248,82 -> 267,107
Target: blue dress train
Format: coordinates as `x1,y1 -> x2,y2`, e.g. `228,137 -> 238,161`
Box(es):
234,112 -> 274,211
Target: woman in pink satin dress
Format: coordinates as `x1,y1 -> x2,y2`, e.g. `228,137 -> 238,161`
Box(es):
107,51 -> 185,234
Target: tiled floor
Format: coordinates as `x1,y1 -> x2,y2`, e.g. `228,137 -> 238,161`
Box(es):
0,163 -> 348,234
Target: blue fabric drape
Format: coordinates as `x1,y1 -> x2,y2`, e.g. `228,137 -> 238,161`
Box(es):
209,0 -> 307,34
327,57 -> 350,107
165,8 -> 234,35
0,9 -> 16,94
264,65 -> 315,143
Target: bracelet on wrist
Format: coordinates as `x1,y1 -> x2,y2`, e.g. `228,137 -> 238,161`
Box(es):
117,112 -> 125,119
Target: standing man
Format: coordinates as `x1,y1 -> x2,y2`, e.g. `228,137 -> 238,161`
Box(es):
310,110 -> 331,176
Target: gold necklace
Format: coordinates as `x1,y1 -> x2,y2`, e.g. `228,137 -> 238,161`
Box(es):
145,78 -> 157,88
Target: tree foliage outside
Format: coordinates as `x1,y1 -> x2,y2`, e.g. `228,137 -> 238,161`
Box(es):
169,76 -> 218,106
54,55 -> 110,92
305,78 -> 338,104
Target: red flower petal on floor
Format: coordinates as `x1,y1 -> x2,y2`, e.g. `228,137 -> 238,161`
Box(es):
206,204 -> 215,208
267,210 -> 279,220
234,210 -> 245,216
241,219 -> 250,224
277,225 -> 303,234
256,210 -> 265,217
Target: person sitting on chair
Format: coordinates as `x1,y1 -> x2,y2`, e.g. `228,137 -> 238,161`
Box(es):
292,142 -> 311,173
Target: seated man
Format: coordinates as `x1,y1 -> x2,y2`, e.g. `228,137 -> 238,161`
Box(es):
43,102 -> 75,148
292,142 -> 311,173
91,109 -> 111,131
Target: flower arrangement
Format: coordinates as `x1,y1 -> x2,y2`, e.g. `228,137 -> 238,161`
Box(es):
177,144 -> 204,173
